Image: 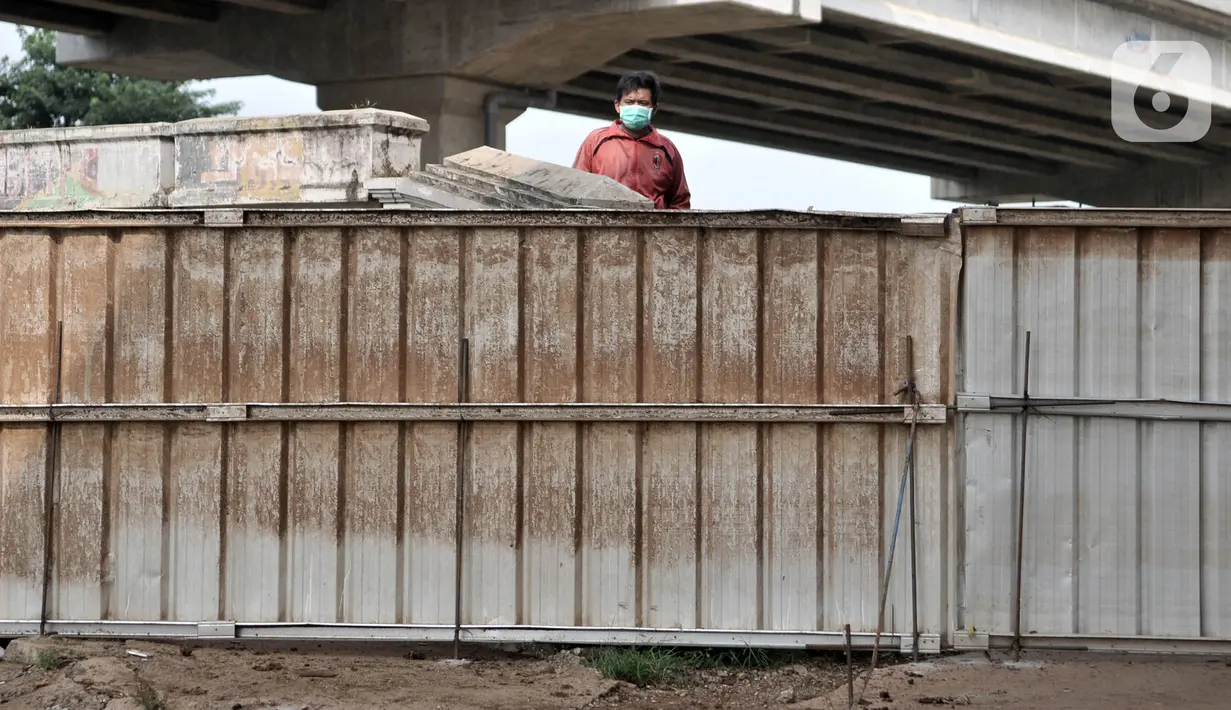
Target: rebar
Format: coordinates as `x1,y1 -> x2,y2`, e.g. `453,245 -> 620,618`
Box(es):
452,338 -> 470,659
1012,331 -> 1033,660
39,320 -> 64,635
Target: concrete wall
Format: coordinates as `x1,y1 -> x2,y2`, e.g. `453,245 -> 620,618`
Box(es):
171,110 -> 428,207
0,122 -> 173,210
0,110 -> 428,211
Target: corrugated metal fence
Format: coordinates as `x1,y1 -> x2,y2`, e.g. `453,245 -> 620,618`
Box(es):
3,206 -> 1229,653
0,209 -> 957,649
957,208 -> 1231,652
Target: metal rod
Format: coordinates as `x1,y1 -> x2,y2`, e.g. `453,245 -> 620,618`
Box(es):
906,336 -> 920,663
452,338 -> 470,660
1012,330 -> 1032,659
39,320 -> 64,636
844,623 -> 854,709
853,357 -> 923,708
0,401 -> 946,425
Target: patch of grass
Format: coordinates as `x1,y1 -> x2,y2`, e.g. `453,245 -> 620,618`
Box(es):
135,681 -> 167,710
586,646 -> 693,687
586,645 -> 815,687
690,647 -> 808,670
34,648 -> 68,670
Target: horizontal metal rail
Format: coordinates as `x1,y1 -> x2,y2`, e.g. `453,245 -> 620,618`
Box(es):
0,402 -> 947,424
954,630 -> 1231,655
0,207 -> 943,234
0,620 -> 913,650
959,206 -> 1231,229
957,394 -> 1231,422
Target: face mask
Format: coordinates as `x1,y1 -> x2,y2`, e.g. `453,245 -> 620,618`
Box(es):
619,105 -> 652,130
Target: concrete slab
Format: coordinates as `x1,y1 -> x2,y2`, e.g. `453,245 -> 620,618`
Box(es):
171,109 -> 429,207
366,177 -> 496,209
443,146 -> 653,209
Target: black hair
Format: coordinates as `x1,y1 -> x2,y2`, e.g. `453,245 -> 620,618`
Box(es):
615,71 -> 662,106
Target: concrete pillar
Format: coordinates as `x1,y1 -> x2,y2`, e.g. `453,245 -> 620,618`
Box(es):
316,75 -> 527,167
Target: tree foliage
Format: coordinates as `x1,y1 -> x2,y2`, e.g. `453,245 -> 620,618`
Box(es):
0,26 -> 242,130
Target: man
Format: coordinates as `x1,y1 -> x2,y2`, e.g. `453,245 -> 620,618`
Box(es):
572,71 -> 691,210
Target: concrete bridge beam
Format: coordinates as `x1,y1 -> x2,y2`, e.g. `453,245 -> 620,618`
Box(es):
935,162 -> 1231,208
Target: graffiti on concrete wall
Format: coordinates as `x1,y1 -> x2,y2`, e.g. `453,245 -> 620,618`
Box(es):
2,147 -> 103,210
181,133 -> 305,202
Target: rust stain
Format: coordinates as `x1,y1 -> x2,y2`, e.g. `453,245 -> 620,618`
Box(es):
762,231 -> 819,404
1,233 -> 53,404
347,229 -> 402,402
55,425 -> 105,585
228,233 -> 285,402
465,423 -> 518,544
524,423 -> 577,545
227,424 -> 282,531
288,228 -> 343,403
642,423 -> 697,570
406,422 -> 457,539
700,230 -> 759,404
345,423 -> 399,537
643,229 -> 699,403
406,228 -> 461,404
59,232 -> 110,404
0,426 -> 48,584
581,229 -> 638,402
821,233 -> 882,405
581,423 -> 637,550
523,228 -> 578,404
113,230 -> 168,403
465,228 -> 520,403
172,229 -> 226,403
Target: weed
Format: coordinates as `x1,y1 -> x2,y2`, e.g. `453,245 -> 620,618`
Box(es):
586,646 -> 694,687
692,647 -> 808,670
34,649 -> 67,670
135,681 -> 167,710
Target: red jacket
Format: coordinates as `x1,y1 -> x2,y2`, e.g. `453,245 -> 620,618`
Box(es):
572,122 -> 691,209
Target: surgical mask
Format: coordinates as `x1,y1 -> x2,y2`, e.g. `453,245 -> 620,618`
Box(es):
619,105 -> 652,130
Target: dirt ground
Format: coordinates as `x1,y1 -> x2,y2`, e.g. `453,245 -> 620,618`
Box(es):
0,636 -> 1228,710
799,650 -> 1231,710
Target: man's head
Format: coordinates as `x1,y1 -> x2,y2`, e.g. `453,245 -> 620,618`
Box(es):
614,71 -> 661,132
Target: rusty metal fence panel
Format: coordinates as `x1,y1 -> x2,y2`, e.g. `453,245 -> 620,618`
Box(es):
0,209 -> 957,648
956,208 -> 1231,652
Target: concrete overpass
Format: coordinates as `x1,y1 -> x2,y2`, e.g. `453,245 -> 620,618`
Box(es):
6,0 -> 1231,206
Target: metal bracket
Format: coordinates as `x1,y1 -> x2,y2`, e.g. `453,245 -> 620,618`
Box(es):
951,630 -> 991,650
901,633 -> 943,655
956,394 -> 991,411
959,206 -> 998,224
906,404 -> 948,423
203,209 -> 244,227
205,404 -> 248,422
197,621 -> 237,639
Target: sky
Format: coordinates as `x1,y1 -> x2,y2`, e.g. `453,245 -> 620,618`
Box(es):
0,21 -> 1010,214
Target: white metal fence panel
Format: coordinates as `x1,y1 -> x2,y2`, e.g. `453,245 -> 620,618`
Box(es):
957,210 -> 1231,648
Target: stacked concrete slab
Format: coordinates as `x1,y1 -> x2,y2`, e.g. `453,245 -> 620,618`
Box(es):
0,110 -> 651,211
366,146 -> 653,210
